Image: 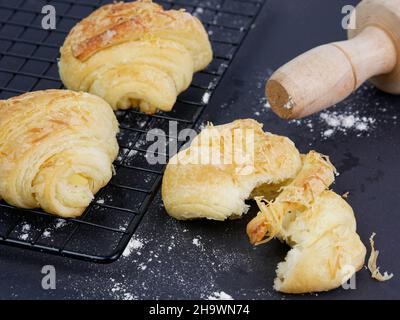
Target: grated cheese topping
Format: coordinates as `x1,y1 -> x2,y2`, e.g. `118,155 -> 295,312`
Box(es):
368,233 -> 393,282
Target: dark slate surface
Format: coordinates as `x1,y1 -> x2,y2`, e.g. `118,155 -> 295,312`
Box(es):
0,0 -> 399,300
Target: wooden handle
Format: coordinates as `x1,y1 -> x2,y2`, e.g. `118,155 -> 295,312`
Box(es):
266,26 -> 397,119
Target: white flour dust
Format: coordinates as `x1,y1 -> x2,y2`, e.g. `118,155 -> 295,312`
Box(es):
42,230 -> 51,238
319,111 -> 375,137
290,105 -> 377,139
192,237 -> 202,247
287,84 -> 398,140
202,91 -> 211,104
207,291 -> 234,300
123,237 -> 144,258
18,223 -> 31,240
19,234 -> 29,241
110,279 -> 137,300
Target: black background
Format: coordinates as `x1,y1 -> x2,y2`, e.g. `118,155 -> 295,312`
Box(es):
0,0 -> 399,300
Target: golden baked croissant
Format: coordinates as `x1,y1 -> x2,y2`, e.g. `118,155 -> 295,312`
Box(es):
59,0 -> 213,114
248,152 -> 366,293
0,90 -> 119,218
162,119 -> 302,221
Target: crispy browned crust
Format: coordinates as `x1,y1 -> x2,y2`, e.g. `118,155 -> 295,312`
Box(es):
70,0 -> 195,61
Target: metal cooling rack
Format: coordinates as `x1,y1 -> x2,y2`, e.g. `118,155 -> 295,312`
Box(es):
0,0 -> 266,263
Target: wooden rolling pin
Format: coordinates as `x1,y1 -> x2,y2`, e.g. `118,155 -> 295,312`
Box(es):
266,0 -> 400,119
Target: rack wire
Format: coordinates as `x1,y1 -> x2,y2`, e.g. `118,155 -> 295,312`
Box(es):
0,0 -> 266,263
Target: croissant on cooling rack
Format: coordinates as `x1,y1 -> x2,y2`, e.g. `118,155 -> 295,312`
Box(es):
59,0 -> 213,114
0,90 -> 119,218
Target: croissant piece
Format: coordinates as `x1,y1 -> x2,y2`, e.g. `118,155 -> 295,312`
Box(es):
247,151 -> 336,244
275,222 -> 366,294
247,153 -> 366,294
274,192 -> 366,293
0,90 -> 119,218
162,119 -> 302,221
59,0 -> 213,114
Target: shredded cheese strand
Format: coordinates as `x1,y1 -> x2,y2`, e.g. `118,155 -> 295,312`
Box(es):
368,233 -> 393,282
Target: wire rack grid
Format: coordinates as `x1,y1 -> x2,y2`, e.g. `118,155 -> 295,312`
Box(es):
0,0 -> 265,263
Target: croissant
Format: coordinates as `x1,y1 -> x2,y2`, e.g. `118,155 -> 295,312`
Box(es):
0,90 -> 119,218
59,0 -> 213,114
248,152 -> 366,293
162,119 -> 302,221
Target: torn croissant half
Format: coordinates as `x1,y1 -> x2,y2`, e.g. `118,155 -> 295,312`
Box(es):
0,90 -> 119,218
162,119 -> 303,221
59,0 -> 213,114
247,152 -> 366,294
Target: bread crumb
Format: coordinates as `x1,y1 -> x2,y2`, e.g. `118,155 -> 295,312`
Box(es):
368,233 -> 393,282
342,192 -> 349,198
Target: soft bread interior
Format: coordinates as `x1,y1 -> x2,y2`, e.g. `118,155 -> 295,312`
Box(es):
274,225 -> 366,294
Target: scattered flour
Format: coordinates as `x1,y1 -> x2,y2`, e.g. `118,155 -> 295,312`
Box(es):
110,279 -> 137,300
55,219 -> 67,229
123,237 -> 144,258
43,230 -> 51,238
290,109 -> 377,139
19,234 -> 29,241
207,291 -> 234,300
257,97 -> 271,111
202,92 -> 211,104
192,238 -> 202,247
19,218 -> 69,241
22,224 -> 31,232
323,129 -> 334,138
195,7 -> 204,15
138,263 -> 147,271
319,111 -> 375,137
19,224 -> 31,241
284,83 -> 400,140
